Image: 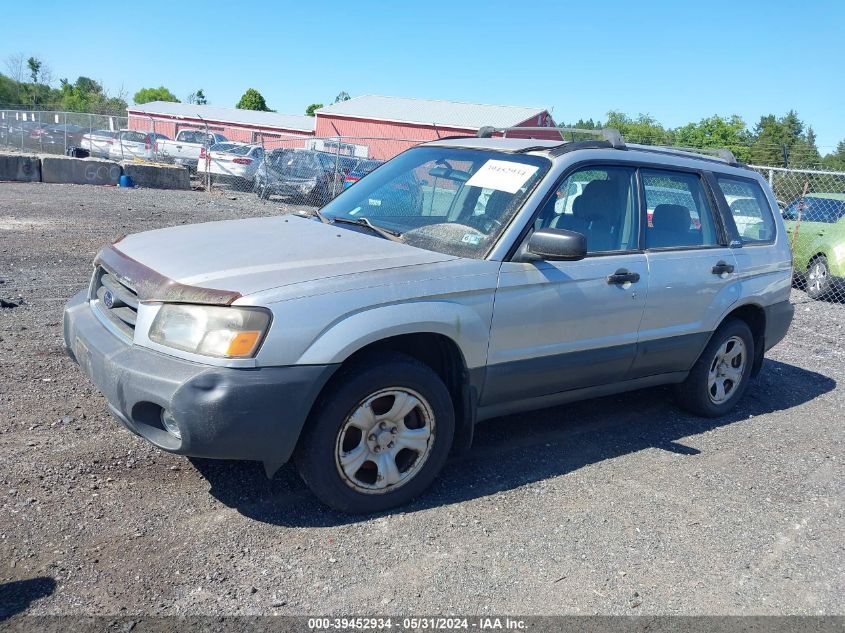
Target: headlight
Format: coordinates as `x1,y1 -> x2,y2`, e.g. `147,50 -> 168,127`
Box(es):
149,304 -> 271,358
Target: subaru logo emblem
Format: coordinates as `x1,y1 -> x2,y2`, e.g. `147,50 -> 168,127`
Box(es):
103,290 -> 115,309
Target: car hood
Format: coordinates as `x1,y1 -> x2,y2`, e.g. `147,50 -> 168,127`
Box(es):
112,214 -> 456,298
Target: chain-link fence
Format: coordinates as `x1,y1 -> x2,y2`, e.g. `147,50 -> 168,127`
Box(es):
748,165 -> 845,303
0,108 -> 127,156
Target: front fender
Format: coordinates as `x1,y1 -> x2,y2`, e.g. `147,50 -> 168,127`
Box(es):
296,300 -> 491,369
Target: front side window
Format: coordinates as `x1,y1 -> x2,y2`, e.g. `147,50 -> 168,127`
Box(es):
643,170 -> 719,249
716,176 -> 776,243
535,165 -> 639,254
320,146 -> 550,258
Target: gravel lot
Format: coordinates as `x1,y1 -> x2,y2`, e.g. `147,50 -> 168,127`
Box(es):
0,182 -> 843,618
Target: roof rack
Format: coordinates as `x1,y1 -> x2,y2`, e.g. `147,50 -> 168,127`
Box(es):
476,125 -> 626,149
633,144 -> 740,166
474,125 -> 741,166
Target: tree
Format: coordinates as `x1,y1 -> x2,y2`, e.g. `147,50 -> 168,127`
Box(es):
26,57 -> 42,84
749,111 -> 820,168
187,89 -> 207,105
605,111 -> 671,145
305,102 -> 323,116
133,86 -> 179,105
673,115 -> 751,162
236,88 -> 269,111
821,139 -> 845,171
333,91 -> 350,103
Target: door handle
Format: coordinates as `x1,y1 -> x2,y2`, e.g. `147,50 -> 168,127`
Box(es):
712,261 -> 735,275
607,269 -> 641,285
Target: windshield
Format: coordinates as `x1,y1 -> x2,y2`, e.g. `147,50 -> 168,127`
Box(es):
320,146 -> 550,258
783,197 -> 845,223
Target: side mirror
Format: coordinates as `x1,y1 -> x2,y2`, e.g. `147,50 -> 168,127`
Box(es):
526,228 -> 587,261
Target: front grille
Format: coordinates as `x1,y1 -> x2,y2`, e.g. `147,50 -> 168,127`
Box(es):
91,266 -> 139,338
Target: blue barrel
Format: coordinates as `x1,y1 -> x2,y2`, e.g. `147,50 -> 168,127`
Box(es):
118,174 -> 134,188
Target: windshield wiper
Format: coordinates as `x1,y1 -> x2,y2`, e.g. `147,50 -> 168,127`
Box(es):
331,216 -> 404,242
314,208 -> 330,224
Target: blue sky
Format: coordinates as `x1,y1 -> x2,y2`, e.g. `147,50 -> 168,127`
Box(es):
3,0 -> 843,151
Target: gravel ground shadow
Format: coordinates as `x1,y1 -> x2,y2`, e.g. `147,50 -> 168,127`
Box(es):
190,359 -> 835,527
0,577 -> 56,621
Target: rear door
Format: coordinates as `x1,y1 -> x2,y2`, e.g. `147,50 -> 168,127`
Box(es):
631,168 -> 738,378
485,164 -> 648,407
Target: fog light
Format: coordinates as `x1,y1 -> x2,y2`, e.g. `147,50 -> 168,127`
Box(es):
160,410 -> 181,439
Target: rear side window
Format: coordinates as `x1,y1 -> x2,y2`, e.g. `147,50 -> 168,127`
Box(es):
716,176 -> 776,243
642,170 -> 719,249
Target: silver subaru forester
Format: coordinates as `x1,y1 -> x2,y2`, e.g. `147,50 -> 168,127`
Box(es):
63,131 -> 794,513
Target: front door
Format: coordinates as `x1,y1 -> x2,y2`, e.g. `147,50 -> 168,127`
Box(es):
484,164 -> 647,407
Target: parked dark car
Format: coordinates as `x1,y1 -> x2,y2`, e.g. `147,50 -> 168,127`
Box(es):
343,159 -> 385,189
253,149 -> 358,204
35,124 -> 86,150
3,121 -> 45,146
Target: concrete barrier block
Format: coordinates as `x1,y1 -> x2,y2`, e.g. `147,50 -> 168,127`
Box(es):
41,156 -> 122,186
121,162 -> 190,190
0,153 -> 41,182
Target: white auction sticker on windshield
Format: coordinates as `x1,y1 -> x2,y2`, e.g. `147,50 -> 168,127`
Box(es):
465,160 -> 539,194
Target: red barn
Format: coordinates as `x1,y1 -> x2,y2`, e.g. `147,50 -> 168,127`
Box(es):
126,96 -> 558,160
127,102 -> 315,144
314,95 -> 557,159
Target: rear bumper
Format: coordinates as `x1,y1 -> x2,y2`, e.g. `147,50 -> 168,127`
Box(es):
63,290 -> 338,474
763,299 -> 794,351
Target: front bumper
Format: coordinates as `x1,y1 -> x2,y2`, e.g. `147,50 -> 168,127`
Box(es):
63,290 -> 337,474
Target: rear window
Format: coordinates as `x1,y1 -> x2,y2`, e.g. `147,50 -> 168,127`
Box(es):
210,143 -> 252,155
716,176 -> 776,243
121,131 -> 147,143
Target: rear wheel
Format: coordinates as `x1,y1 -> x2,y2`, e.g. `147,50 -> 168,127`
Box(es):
295,353 -> 455,513
805,255 -> 831,300
674,318 -> 754,417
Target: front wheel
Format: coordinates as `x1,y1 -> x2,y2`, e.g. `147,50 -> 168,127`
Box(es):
295,353 -> 455,513
674,318 -> 755,418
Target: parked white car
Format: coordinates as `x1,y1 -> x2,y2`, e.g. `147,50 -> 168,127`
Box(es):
108,130 -> 166,162
156,129 -> 227,170
196,142 -> 264,187
80,130 -> 117,158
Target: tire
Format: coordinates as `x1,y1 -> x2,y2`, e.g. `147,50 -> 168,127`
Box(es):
674,318 -> 755,418
255,180 -> 270,200
295,353 -> 455,513
805,255 -> 831,300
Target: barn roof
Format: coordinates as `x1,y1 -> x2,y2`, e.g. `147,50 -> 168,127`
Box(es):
316,95 -> 550,130
127,101 -> 315,132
